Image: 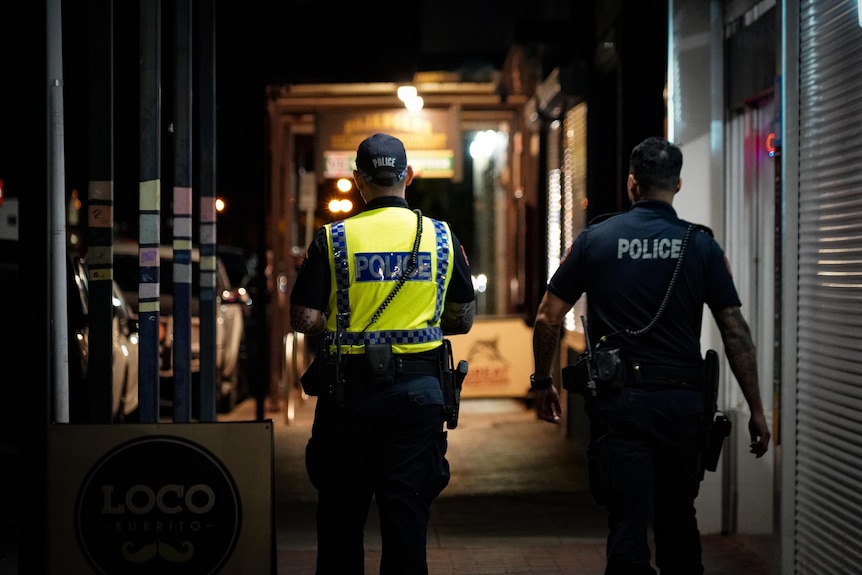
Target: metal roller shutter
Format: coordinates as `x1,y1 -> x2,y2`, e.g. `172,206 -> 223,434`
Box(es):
796,0 -> 862,571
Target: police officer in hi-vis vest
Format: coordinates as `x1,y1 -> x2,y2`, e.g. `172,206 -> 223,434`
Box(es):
530,137 -> 770,574
290,133 -> 475,575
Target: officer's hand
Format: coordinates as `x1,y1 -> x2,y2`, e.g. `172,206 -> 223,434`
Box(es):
534,386 -> 561,424
748,411 -> 771,458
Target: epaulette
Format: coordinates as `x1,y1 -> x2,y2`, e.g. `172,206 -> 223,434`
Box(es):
588,211 -> 624,225
693,223 -> 714,237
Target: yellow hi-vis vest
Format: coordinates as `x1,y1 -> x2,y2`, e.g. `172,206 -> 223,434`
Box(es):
323,207 -> 454,355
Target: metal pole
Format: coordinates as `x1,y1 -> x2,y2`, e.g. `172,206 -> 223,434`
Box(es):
172,0 -> 193,422
48,0 -> 69,423
198,0 -> 218,422
86,0 -> 115,423
138,0 -> 162,422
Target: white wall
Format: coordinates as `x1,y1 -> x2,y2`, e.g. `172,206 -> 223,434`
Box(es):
670,0 -> 775,535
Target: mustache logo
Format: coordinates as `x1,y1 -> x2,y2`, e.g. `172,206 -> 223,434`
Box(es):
122,540 -> 195,563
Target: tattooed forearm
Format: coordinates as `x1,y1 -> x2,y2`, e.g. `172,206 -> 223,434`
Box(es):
716,306 -> 763,409
290,305 -> 325,335
531,293 -> 572,377
532,320 -> 562,378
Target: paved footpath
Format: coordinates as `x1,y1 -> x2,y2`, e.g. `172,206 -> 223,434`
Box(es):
0,392 -> 777,574
224,393 -> 778,575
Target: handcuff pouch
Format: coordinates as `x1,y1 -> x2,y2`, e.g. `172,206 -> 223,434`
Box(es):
365,342 -> 394,386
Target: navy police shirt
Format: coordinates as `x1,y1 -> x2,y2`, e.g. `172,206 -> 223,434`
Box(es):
547,200 -> 741,369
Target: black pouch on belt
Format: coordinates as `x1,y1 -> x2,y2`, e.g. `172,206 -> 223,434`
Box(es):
300,333 -> 330,396
365,343 -> 394,386
300,357 -> 322,396
562,354 -> 591,394
594,348 -> 624,391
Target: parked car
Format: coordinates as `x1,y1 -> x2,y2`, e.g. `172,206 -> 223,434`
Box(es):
217,245 -> 256,309
112,242 -> 247,413
217,244 -> 257,380
67,252 -> 140,422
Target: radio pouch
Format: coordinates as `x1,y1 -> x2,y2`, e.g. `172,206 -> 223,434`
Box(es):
562,348 -> 624,397
594,348 -> 624,388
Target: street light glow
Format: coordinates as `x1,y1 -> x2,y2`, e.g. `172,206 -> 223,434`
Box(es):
336,178 -> 352,192
397,85 -> 417,101
404,96 -> 424,112
328,198 -> 353,213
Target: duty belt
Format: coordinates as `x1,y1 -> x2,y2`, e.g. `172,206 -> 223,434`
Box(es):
627,361 -> 704,390
343,352 -> 439,383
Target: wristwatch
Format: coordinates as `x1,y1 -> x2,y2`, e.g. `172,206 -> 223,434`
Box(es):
530,374 -> 553,390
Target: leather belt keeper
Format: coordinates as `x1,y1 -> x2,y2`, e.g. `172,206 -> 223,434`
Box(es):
394,356 -> 439,376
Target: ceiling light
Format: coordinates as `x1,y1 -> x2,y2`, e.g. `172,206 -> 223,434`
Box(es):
397,85 -> 417,101
404,96 -> 424,112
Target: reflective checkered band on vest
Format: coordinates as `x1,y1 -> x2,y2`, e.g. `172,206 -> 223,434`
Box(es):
432,219 -> 449,323
330,221 -> 351,321
340,326 -> 444,345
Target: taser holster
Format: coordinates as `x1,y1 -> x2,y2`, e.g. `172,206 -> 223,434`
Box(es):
439,339 -> 468,430
701,349 -> 732,473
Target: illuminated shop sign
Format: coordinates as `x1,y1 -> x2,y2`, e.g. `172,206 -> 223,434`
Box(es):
317,109 -> 460,180
323,149 -> 455,179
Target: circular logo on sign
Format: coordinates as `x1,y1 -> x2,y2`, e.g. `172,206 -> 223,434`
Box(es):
75,435 -> 241,575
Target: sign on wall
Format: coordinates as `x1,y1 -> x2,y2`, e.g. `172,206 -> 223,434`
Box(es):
448,316 -> 534,399
48,422 -> 274,575
317,109 -> 460,180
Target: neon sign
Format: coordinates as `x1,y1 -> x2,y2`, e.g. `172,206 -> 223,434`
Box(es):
765,132 -> 778,157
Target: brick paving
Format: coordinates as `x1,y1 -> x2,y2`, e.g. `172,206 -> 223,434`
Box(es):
224,393 -> 779,575
0,391 -> 778,575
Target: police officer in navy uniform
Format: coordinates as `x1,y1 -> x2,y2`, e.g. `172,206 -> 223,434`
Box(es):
530,137 -> 771,574
290,133 -> 475,575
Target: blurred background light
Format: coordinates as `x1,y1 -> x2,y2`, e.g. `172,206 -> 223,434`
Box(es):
328,198 -> 353,213
397,85 -> 417,101
336,178 -> 352,192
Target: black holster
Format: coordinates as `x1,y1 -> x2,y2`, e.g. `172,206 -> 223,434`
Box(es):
300,331 -> 346,405
703,412 -> 732,472
700,349 -> 731,474
299,333 -> 326,396
439,339 -> 468,429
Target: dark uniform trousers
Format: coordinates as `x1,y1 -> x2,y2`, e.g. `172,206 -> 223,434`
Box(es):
305,354 -> 450,575
586,384 -> 705,575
